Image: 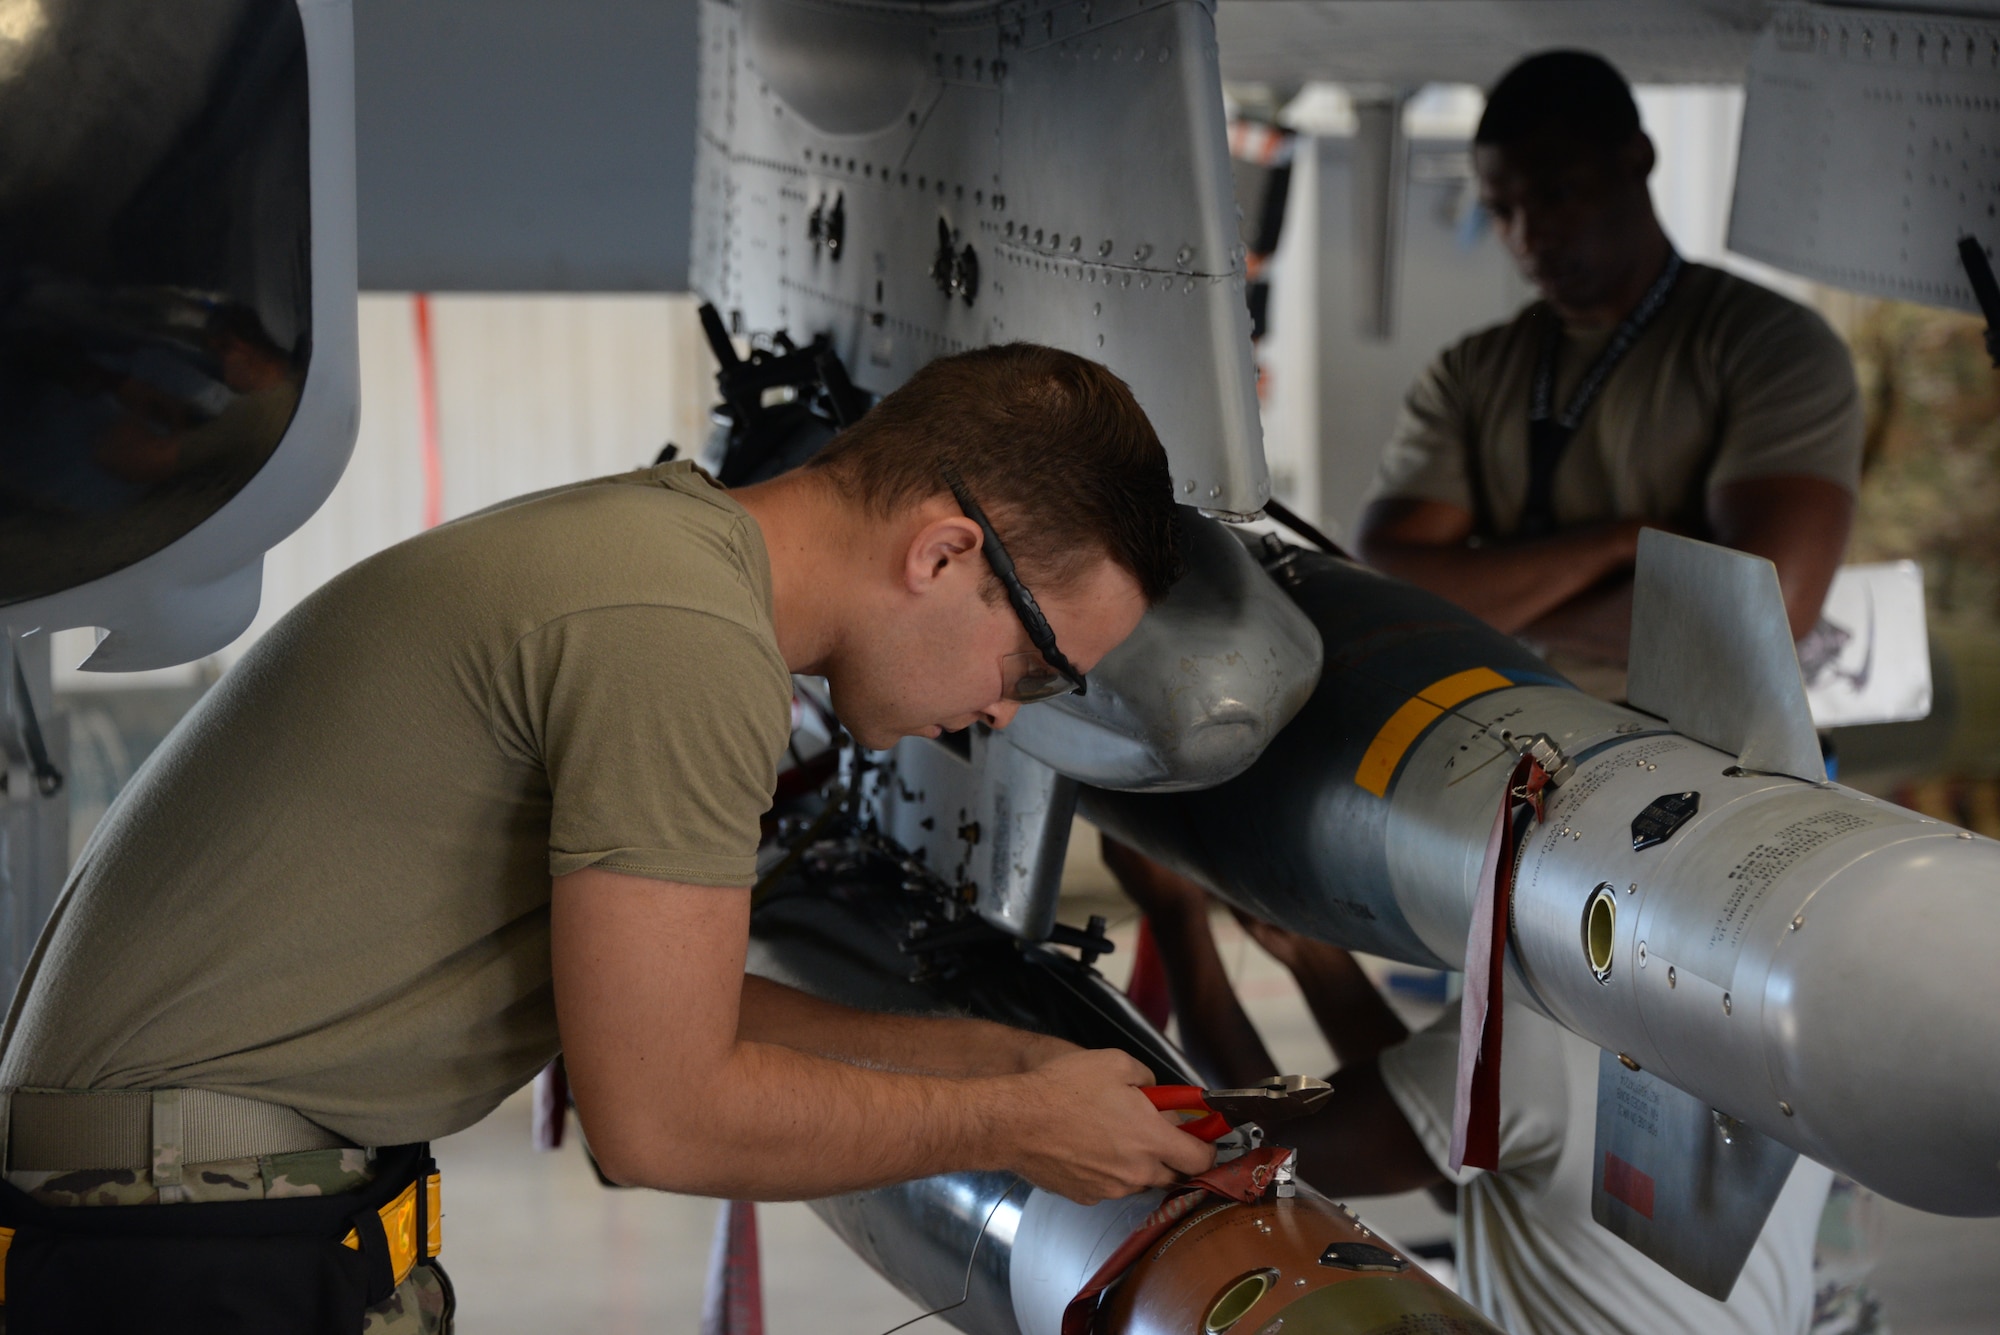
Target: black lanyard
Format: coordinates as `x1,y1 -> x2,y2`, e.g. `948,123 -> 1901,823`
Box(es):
1517,252 -> 1685,538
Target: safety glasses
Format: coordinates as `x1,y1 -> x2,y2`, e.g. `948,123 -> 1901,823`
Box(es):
940,462 -> 1087,702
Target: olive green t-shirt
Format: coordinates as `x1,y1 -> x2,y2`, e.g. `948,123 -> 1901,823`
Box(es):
1367,263 -> 1864,536
0,462 -> 793,1147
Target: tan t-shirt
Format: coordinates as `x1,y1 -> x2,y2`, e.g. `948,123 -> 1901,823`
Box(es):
1367,263 -> 1863,537
0,462 -> 793,1147
1379,1001 -> 1833,1335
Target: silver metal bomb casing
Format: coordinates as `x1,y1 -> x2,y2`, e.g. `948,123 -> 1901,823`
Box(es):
1087,553 -> 2000,1217
746,876 -> 1202,1335
1388,688 -> 2000,1217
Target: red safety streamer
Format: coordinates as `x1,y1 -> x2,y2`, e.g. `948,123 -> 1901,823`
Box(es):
1059,1147 -> 1291,1335
1125,918 -> 1172,1032
700,1200 -> 765,1335
412,293 -> 444,529
1448,753 -> 1549,1173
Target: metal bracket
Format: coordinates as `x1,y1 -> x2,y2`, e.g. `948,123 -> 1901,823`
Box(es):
4,637 -> 63,801
856,729 -> 1078,942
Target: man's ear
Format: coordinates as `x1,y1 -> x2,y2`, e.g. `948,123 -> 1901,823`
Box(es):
903,515 -> 984,595
1623,130 -> 1657,185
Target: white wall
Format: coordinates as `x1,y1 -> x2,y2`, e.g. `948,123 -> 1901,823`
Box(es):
57,294 -> 714,689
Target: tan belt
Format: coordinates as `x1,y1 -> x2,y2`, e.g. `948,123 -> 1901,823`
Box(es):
6,1087 -> 351,1173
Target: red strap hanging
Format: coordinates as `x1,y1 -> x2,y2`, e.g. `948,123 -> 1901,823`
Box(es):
1449,753 -> 1549,1173
1125,918 -> 1172,1032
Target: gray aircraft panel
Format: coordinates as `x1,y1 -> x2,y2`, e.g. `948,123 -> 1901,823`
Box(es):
691,0 -> 1271,516
1729,1 -> 2000,314
352,0 -> 700,292
1214,0 -> 1775,87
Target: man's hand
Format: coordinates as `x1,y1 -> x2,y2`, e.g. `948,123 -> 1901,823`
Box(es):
1099,836 -> 1283,1090
989,1049 -> 1215,1204
1226,906 -> 1339,976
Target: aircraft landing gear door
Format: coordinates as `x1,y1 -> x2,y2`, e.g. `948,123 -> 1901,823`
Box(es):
0,0 -> 360,671
0,0 -> 359,982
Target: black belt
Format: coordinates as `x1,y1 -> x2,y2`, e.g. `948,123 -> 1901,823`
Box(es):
0,1142 -> 438,1335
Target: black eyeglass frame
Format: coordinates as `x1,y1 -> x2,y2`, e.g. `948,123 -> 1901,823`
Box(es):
940,461 -> 1088,699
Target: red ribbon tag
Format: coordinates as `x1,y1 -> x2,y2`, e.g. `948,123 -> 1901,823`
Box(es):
1448,753 -> 1548,1174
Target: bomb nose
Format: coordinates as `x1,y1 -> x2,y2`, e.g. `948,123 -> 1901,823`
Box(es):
1763,832 -> 2000,1215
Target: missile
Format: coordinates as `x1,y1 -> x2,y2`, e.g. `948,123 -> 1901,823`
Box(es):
1082,534 -> 2000,1226
747,861 -> 1502,1335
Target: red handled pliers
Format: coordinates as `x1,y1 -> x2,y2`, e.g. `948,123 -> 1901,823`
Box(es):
1143,1085 -> 1234,1141
1144,1074 -> 1333,1142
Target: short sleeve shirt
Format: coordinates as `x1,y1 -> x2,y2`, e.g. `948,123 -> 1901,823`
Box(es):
1367,264 -> 1864,537
0,462 -> 794,1147
1379,1001 -> 1834,1335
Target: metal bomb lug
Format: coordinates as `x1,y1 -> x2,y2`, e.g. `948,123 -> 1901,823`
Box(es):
1085,550 -> 2000,1217
746,857 -> 1499,1335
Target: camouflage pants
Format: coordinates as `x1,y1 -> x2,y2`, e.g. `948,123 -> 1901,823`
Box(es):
5,1147 -> 453,1333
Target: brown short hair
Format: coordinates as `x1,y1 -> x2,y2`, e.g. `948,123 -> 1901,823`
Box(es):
806,344 -> 1183,602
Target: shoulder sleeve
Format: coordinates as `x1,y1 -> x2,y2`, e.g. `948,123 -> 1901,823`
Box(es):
1705,292 -> 1864,493
496,605 -> 793,887
1377,1000 -> 1572,1188
1366,345 -> 1478,511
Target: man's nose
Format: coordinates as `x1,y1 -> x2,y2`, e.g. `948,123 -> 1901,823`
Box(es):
979,700 -> 1023,730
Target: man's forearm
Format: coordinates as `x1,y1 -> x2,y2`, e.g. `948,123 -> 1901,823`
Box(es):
1282,1060 -> 1445,1198
554,866 -> 1212,1205
737,973 -> 1069,1076
1517,575 -> 1634,666
1144,907 -> 1280,1090
1282,945 -> 1409,1067
1360,522 -> 1640,635
599,1037 -> 1024,1199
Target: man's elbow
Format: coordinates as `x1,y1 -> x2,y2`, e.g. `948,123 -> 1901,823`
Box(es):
1355,527 -> 1429,578
1355,501 -> 1479,581
577,1120 -> 666,1190
1353,528 -> 1395,571
571,1102 -> 707,1193
584,1132 -> 733,1196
